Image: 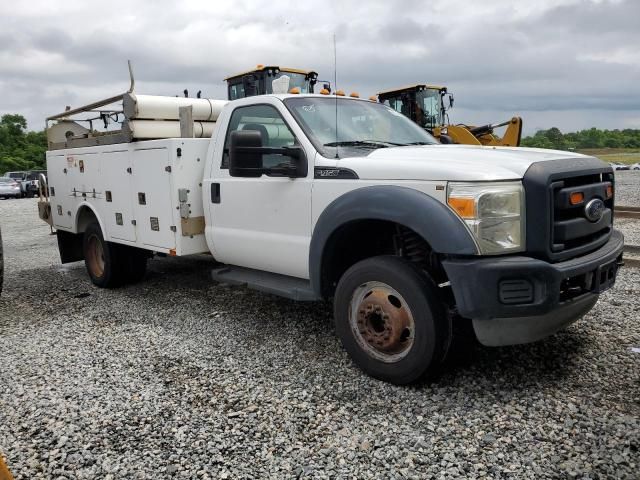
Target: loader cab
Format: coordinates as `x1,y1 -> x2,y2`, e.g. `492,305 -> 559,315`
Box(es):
225,65 -> 319,100
378,85 -> 452,132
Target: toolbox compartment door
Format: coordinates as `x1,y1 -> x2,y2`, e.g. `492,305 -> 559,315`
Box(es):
132,147 -> 176,249
101,150 -> 136,242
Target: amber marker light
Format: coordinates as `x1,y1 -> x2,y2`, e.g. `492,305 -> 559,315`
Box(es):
570,192 -> 584,205
336,90 -> 345,96
349,92 -> 360,98
447,197 -> 476,219
289,87 -> 301,94
319,89 -> 330,95
606,185 -> 613,199
369,95 -> 378,102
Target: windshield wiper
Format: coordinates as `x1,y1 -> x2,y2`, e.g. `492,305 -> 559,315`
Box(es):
324,140 -> 389,148
405,141 -> 434,145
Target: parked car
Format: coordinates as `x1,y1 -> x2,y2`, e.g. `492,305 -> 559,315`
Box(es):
0,177 -> 22,199
2,171 -> 45,197
24,170 -> 47,197
631,163 -> 640,171
608,162 -> 630,171
4,171 -> 29,197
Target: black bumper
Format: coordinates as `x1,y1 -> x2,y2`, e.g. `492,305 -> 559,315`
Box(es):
442,229 -> 624,321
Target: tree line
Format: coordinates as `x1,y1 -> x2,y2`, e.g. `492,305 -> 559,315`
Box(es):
1,113 -> 639,176
520,127 -> 640,150
0,114 -> 47,174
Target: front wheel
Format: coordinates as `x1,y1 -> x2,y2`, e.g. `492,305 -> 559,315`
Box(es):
334,256 -> 450,384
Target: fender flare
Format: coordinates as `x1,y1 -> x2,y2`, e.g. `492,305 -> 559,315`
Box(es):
74,201 -> 106,237
309,185 -> 478,296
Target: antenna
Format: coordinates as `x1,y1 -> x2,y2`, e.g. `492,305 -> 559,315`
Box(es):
127,59 -> 135,93
333,33 -> 339,159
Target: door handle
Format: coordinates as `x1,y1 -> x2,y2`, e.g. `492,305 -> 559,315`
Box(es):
211,183 -> 220,204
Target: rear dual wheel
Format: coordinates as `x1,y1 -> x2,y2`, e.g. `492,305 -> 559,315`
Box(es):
334,256 -> 451,385
83,222 -> 148,288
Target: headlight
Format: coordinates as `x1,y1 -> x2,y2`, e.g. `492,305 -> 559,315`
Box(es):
447,182 -> 525,254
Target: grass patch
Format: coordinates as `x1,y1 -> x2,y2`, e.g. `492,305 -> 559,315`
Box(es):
577,148 -> 640,165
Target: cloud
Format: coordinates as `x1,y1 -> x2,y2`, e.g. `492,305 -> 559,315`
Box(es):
0,0 -> 637,135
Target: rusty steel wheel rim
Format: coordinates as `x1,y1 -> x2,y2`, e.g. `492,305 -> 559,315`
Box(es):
86,234 -> 105,278
349,281 -> 415,363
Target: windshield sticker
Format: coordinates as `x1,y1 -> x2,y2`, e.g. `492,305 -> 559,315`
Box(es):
302,105 -> 316,113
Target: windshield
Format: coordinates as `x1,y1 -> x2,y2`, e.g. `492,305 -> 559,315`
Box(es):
284,97 -> 438,158
416,88 -> 444,129
266,72 -> 312,94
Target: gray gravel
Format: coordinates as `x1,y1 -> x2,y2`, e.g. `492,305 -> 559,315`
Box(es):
614,170 -> 640,208
614,171 -> 640,247
1,197 -> 639,479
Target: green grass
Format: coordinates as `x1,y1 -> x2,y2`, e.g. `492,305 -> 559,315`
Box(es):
577,148 -> 640,165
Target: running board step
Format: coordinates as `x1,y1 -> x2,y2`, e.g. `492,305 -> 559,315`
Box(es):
211,266 -> 321,301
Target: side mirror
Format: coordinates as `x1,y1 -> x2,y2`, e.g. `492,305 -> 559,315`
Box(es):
448,94 -> 454,108
229,130 -> 264,178
229,130 -> 307,178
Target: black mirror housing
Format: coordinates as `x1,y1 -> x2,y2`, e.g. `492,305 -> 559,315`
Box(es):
229,130 -> 264,177
229,130 -> 308,178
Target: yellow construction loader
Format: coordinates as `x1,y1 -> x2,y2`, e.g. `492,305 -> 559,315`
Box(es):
225,65 -> 321,99
377,84 -> 522,146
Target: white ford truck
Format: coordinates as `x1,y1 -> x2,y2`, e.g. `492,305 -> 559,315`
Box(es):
40,91 -> 624,384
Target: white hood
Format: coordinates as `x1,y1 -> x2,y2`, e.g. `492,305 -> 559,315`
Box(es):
335,145 -> 604,181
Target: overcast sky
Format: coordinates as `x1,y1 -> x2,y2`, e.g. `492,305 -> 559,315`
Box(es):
1,0 -> 638,135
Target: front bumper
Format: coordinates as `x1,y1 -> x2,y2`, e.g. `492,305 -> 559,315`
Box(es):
442,229 -> 624,346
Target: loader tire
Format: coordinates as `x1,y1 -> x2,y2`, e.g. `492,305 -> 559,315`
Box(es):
83,222 -> 125,288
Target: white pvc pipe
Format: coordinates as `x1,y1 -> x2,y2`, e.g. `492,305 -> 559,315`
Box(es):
127,120 -> 216,139
124,94 -> 227,121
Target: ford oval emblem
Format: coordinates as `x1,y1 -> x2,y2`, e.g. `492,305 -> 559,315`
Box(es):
584,198 -> 605,222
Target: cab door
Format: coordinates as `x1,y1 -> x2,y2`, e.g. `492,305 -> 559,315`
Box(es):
208,101 -> 313,279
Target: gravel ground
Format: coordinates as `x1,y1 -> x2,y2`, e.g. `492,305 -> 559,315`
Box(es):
614,171 -> 640,246
614,170 -> 640,208
1,197 -> 639,479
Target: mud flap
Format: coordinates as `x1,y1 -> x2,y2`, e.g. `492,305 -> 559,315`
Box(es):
57,230 -> 84,263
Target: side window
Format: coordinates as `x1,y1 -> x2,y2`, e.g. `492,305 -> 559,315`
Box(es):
228,82 -> 245,100
222,104 -> 298,169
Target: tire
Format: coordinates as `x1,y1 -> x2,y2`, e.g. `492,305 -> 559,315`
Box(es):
83,222 -> 125,288
334,256 -> 450,384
